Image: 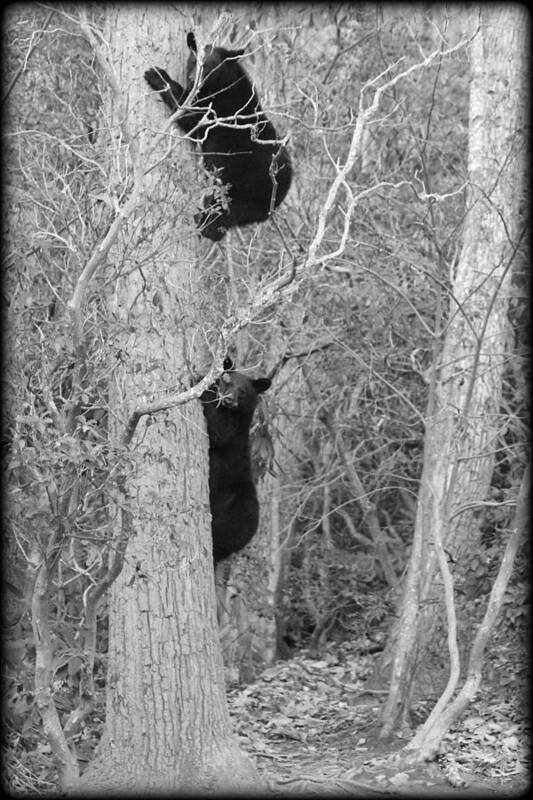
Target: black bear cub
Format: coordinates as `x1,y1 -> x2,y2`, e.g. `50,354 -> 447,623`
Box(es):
145,32 -> 292,242
200,358 -> 271,562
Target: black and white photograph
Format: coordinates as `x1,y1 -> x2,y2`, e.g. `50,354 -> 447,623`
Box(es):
3,3 -> 529,796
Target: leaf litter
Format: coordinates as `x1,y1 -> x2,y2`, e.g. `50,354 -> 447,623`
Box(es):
227,641 -> 530,795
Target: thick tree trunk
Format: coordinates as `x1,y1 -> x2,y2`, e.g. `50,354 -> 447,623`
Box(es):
75,6 -> 260,794
380,5 -> 527,738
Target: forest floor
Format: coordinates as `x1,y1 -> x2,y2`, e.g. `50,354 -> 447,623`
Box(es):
226,640 -> 530,798
4,638 -> 529,796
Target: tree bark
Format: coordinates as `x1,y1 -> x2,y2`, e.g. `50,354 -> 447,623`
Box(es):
75,6 -> 260,793
380,4 -> 528,738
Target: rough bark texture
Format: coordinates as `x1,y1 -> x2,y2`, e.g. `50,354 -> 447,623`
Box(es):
380,5 -> 527,735
418,1 -> 527,589
75,6 -> 260,794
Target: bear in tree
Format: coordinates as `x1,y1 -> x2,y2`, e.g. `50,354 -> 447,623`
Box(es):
200,357 -> 271,562
144,32 -> 293,242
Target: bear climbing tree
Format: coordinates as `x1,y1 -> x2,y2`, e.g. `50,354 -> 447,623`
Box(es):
145,32 -> 292,241
200,358 -> 271,562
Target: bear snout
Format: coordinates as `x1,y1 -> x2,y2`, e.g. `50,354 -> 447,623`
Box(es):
220,394 -> 238,409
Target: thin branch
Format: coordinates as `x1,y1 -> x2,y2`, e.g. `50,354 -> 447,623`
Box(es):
305,32 -> 475,272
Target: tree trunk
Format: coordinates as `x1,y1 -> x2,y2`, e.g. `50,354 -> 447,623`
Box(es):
76,6 -> 260,793
380,5 -> 527,738
405,462 -> 529,759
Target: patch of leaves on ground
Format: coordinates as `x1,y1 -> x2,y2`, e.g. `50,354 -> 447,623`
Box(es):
226,640 -> 530,795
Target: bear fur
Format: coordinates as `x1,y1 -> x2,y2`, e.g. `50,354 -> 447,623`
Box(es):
144,32 -> 292,241
200,358 -> 271,562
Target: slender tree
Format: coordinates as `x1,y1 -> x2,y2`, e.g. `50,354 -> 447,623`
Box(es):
380,4 -> 528,742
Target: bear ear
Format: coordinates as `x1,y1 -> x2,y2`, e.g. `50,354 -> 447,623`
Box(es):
186,32 -> 197,54
223,355 -> 234,372
252,378 -> 271,395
